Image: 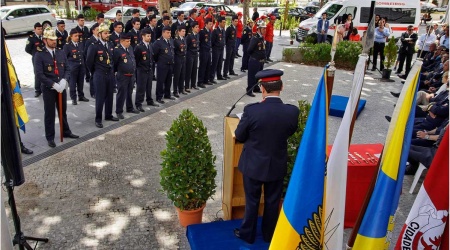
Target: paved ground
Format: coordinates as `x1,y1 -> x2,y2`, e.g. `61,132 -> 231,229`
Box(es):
3,20 -> 421,249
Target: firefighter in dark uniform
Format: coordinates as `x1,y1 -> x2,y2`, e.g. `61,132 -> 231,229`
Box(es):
241,19 -> 253,72
128,17 -> 141,49
197,18 -> 213,88
185,21 -> 199,92
125,9 -> 140,33
173,25 -> 187,97
223,15 -> 238,78
113,33 -> 139,118
55,20 -> 68,49
186,9 -> 197,34
210,17 -> 226,82
140,8 -> 154,30
64,29 -> 89,105
86,23 -> 119,128
156,16 -> 171,40
25,22 -> 45,97
85,23 -> 100,98
134,28 -> 159,111
171,11 -> 185,39
75,14 -> 90,83
34,28 -> 79,148
246,20 -> 266,97
110,22 -> 123,47
148,15 -> 158,80
157,10 -> 169,27
109,10 -> 123,33
153,26 -> 175,104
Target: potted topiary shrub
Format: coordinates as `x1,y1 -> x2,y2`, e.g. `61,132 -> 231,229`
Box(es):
282,100 -> 311,200
382,36 -> 397,79
290,29 -> 296,45
160,109 -> 217,227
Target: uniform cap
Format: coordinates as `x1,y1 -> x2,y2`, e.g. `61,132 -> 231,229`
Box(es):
162,26 -> 171,31
200,9 -> 206,13
257,19 -> 266,28
57,20 -> 65,25
237,12 -> 242,16
69,28 -> 78,36
270,15 -> 276,20
43,27 -> 57,40
98,23 -> 110,33
255,69 -> 284,82
208,7 -> 214,11
260,15 -> 267,19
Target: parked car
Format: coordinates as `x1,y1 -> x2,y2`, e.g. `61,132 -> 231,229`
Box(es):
104,7 -> 147,23
1,5 -> 57,36
171,2 -> 204,19
288,7 -> 312,22
304,6 -> 319,15
435,5 -> 448,12
78,0 -> 158,14
265,7 -> 285,19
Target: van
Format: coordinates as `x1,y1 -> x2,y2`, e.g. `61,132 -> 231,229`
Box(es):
296,0 -> 420,43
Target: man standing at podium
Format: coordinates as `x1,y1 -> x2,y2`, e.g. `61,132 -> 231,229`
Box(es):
233,69 -> 299,244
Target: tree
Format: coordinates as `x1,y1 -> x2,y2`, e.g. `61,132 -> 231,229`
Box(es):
243,0 -> 249,25
158,0 -> 170,17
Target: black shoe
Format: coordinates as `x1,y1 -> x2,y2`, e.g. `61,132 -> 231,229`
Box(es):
147,101 -> 160,107
79,96 -> 89,102
217,77 -> 226,80
198,84 -> 206,88
247,93 -> 256,97
224,76 -> 230,79
173,93 -> 180,98
113,88 -> 117,93
181,91 -> 188,95
117,113 -> 125,119
72,100 -> 78,105
264,60 -> 269,64
105,116 -> 119,121
267,58 -> 273,62
390,91 -> 400,98
64,133 -> 79,139
230,72 -> 238,76
401,80 -> 405,84
240,69 -> 246,72
86,78 -> 90,83
209,80 -> 217,84
385,116 -> 391,122
399,75 -> 407,80
164,96 -> 176,100
233,228 -> 253,244
156,99 -> 165,104
185,89 -> 191,93
21,145 -> 33,154
405,164 -> 419,175
153,75 -> 157,81
371,68 -> 376,71
395,71 -> 402,75
205,82 -> 213,85
235,55 -> 239,58
127,109 -> 140,114
48,140 -> 56,148
136,106 -> 145,112
236,53 -> 242,57
193,86 -> 200,90
95,122 -> 103,128
253,89 -> 262,93
35,92 -> 41,97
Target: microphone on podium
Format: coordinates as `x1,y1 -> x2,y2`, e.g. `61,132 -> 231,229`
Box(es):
226,83 -> 261,117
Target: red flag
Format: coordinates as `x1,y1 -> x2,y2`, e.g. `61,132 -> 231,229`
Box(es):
395,129 -> 449,249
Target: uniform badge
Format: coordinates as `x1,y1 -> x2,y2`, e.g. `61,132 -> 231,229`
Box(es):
58,40 -> 61,45
181,48 -> 184,52
232,35 -> 234,38
37,47 -> 42,52
193,43 -> 197,47
165,48 -> 168,54
205,38 -> 208,42
48,65 -> 52,71
26,40 -> 30,44
244,31 -> 246,34
107,59 -> 110,64
143,55 -> 147,60
124,58 -> 127,63
99,56 -> 104,61
73,55 -> 77,58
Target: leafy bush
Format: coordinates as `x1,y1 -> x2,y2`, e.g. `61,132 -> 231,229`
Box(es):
83,8 -> 100,21
283,100 -> 311,198
334,41 -> 363,69
160,109 -> 217,211
299,42 -> 332,66
383,36 -> 397,69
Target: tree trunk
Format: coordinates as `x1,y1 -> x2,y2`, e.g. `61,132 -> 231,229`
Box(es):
243,0 -> 249,25
64,0 -> 70,19
159,0 -> 171,18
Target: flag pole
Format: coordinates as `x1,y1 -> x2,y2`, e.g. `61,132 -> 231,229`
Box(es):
58,93 -> 63,142
346,2 -> 376,248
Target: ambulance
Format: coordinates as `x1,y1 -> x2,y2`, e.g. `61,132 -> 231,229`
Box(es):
296,0 -> 421,43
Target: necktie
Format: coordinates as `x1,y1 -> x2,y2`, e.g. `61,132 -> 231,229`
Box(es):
51,50 -> 55,60
104,43 -> 108,49
75,43 -> 78,48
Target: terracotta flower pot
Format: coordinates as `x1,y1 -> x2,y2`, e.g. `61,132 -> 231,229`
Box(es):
175,203 -> 206,227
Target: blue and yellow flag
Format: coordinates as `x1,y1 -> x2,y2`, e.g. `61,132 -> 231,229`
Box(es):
270,67 -> 328,249
353,61 -> 422,249
4,41 -> 29,132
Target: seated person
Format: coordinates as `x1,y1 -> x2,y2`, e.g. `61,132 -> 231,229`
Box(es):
421,46 -> 444,73
419,58 -> 448,90
422,43 -> 438,68
406,123 -> 448,175
412,119 -> 448,147
412,97 -> 449,137
416,73 -> 449,117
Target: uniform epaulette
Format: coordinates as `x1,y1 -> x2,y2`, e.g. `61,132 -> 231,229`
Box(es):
157,38 -> 161,40
29,34 -> 33,37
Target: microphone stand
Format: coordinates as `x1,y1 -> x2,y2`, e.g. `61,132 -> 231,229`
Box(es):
226,83 -> 260,117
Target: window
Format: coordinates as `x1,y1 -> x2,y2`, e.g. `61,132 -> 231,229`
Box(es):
124,9 -> 132,16
360,7 -> 416,24
336,6 -> 356,23
24,8 -> 38,16
38,8 -> 50,13
9,8 -> 25,17
315,3 -> 343,20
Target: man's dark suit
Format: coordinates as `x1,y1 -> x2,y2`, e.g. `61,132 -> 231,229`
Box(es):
235,97 -> 299,243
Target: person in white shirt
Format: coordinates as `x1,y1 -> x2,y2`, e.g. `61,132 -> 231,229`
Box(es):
417,25 -> 437,58
439,26 -> 449,49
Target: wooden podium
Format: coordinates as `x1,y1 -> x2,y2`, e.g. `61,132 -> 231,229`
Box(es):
222,117 -> 264,220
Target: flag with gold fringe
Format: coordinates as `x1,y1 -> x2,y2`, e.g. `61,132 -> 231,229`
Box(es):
269,67 -> 328,250
4,39 -> 29,132
353,60 -> 422,249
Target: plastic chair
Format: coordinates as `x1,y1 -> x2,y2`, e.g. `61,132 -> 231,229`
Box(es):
409,163 -> 427,194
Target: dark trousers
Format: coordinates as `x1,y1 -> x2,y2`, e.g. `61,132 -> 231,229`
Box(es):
223,45 -> 236,76
235,37 -> 241,54
198,50 -> 211,84
210,47 -> 224,81
135,68 -> 153,107
69,64 -> 86,100
41,87 -> 71,141
247,57 -> 264,92
240,175 -> 283,243
417,50 -> 428,59
173,56 -> 186,94
398,52 -> 413,76
156,63 -> 173,99
115,73 -> 134,114
373,42 -> 386,71
89,73 -> 95,97
32,57 -> 41,94
317,33 -> 327,43
85,64 -> 91,81
185,54 -> 198,89
265,41 -> 273,60
241,43 -> 250,70
408,144 -> 437,169
93,70 -> 114,123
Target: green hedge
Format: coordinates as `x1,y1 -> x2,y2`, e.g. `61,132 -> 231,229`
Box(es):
285,41 -> 363,69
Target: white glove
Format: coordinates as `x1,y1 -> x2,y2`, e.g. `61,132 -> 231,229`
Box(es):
52,83 -> 64,93
59,79 -> 67,89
